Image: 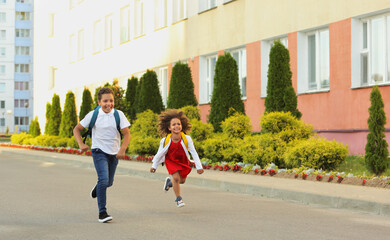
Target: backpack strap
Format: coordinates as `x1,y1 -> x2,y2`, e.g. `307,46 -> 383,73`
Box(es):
163,132 -> 188,151
114,109 -> 123,139
82,106 -> 100,143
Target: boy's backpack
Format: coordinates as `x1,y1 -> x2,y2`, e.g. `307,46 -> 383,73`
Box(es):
82,106 -> 122,143
164,132 -> 188,151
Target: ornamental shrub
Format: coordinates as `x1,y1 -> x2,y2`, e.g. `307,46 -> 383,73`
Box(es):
365,86 -> 390,175
189,119 -> 213,142
239,135 -> 263,166
221,111 -> 252,139
125,76 -> 138,122
59,91 -> 78,138
134,78 -> 143,114
67,136 -> 79,149
257,133 -> 287,167
138,70 -> 164,114
265,40 -> 301,119
47,94 -> 62,136
209,53 -> 245,132
10,132 -> 33,145
128,110 -> 160,155
79,87 -> 93,121
284,137 -> 348,170
179,105 -> 200,120
28,116 -> 41,137
44,102 -> 51,134
167,62 -> 198,109
203,133 -> 243,163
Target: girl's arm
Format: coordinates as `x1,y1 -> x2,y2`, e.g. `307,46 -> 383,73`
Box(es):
117,127 -> 130,159
187,135 -> 204,174
150,138 -> 165,172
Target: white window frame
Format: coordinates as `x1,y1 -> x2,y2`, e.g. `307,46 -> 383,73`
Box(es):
16,12 -> 30,21
352,13 -> 390,88
228,47 -> 247,99
15,64 -> 29,73
93,20 -> 102,53
0,47 -> 5,57
297,28 -> 330,94
69,34 -> 76,62
15,81 -> 29,91
16,29 -> 30,38
49,13 -> 55,37
104,14 -> 113,49
155,0 -> 168,29
199,0 -> 216,13
261,37 -> 288,98
16,46 -> 29,56
49,66 -> 57,90
0,30 -> 6,40
0,12 -> 6,23
134,0 -> 144,37
157,66 -> 168,107
172,0 -> 187,23
199,54 -> 217,104
78,29 -> 84,60
0,83 -> 5,91
0,65 -> 5,74
120,5 -> 131,43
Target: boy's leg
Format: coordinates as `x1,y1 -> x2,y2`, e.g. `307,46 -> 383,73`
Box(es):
107,154 -> 119,187
92,149 -> 110,214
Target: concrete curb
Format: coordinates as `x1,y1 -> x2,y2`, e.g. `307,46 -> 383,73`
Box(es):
4,148 -> 390,217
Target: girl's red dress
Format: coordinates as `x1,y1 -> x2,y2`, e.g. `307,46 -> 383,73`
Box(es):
165,140 -> 192,179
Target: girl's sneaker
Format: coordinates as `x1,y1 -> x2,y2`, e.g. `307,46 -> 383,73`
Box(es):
175,196 -> 185,207
163,177 -> 172,192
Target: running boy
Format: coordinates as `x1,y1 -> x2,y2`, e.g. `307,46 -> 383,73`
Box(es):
73,87 -> 130,223
150,109 -> 204,207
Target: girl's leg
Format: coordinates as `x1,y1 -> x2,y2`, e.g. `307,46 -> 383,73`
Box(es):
171,171 -> 182,197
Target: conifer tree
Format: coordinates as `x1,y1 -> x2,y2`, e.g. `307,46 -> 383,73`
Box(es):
265,40 -> 301,119
79,87 -> 93,121
47,94 -> 62,136
134,77 -> 143,114
167,62 -> 198,109
94,80 -> 126,112
125,76 -> 138,122
59,91 -> 78,138
44,102 -> 51,134
209,52 -> 245,132
29,116 -> 41,137
139,70 -> 164,114
365,86 -> 389,175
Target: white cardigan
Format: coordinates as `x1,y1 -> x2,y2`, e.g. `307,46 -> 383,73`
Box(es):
151,134 -> 203,170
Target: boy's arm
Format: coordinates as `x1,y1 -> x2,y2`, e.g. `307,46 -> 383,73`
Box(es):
73,123 -> 89,152
116,127 -> 130,159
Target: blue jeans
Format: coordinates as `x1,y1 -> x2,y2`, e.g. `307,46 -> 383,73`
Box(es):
92,148 -> 118,213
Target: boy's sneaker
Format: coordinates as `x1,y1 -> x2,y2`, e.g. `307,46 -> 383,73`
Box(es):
163,177 -> 172,192
90,184 -> 97,199
175,196 -> 185,208
98,211 -> 112,223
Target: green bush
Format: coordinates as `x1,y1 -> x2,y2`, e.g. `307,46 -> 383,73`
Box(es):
284,137 -> 348,170
239,135 -> 263,165
67,136 -> 79,149
125,76 -> 138,122
258,133 -> 287,167
203,134 -> 242,163
128,135 -> 160,156
28,116 -> 41,137
11,133 -> 33,145
47,93 -> 62,136
138,70 -> 164,114
221,112 -> 252,139
79,87 -> 94,121
59,91 -> 78,138
128,110 -> 159,155
179,105 -> 200,120
189,119 -> 213,142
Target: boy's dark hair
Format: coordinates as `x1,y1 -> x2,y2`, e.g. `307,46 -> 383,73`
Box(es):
97,87 -> 114,101
158,109 -> 191,136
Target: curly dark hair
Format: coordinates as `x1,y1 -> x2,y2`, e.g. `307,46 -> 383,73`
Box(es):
158,109 -> 191,137
97,87 -> 114,101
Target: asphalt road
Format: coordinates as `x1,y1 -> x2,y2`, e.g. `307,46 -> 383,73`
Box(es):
1,149 -> 390,240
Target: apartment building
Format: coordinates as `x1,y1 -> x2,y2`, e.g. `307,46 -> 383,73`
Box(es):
33,0 -> 390,154
0,0 -> 33,134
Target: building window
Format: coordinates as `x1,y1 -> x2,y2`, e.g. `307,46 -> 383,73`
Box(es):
69,34 -> 76,62
49,66 -> 56,90
0,30 -> 6,40
0,0 -> 6,4
93,20 -> 102,53
0,65 -> 5,74
172,0 -> 186,22
105,14 -> 113,49
297,28 -> 329,94
0,118 -> 4,127
157,67 -> 168,107
229,48 -> 247,99
78,29 -> 84,59
16,12 -> 31,21
134,0 -> 144,37
15,81 -> 29,90
0,47 -> 5,57
0,13 -> 6,23
261,37 -> 288,97
120,5 -> 130,43
15,29 -> 30,38
15,64 -> 29,73
15,116 -> 29,125
155,0 -> 167,29
199,0 -> 216,13
49,13 -> 55,37
15,46 -> 29,55
0,82 -> 5,91
0,100 -> 4,108
14,99 -> 29,108
199,54 -> 217,104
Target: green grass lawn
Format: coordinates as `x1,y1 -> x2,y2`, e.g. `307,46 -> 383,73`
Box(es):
336,155 -> 390,177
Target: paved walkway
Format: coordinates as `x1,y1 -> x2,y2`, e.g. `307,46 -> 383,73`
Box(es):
2,146 -> 390,217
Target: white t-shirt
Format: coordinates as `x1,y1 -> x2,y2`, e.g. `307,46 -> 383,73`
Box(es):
80,108 -> 130,155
